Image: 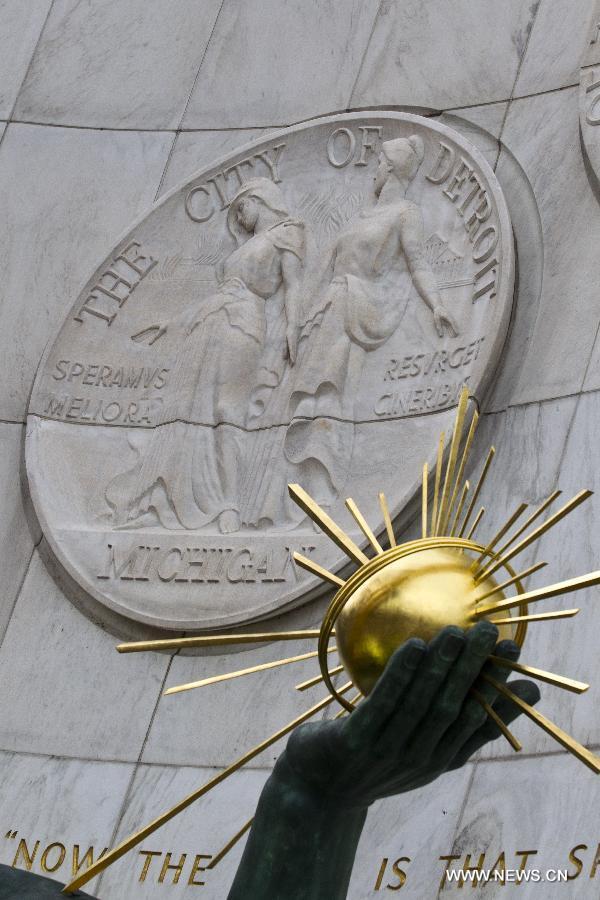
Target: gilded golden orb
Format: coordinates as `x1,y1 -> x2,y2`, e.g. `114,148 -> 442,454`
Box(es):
334,544 -> 521,696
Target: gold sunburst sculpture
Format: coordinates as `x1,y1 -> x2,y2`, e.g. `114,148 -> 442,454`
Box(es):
64,387 -> 600,894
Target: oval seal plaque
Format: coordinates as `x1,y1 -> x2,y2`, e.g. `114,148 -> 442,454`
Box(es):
26,112 -> 514,632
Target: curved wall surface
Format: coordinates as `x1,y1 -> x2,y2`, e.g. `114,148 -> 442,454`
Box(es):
2,1 -> 600,897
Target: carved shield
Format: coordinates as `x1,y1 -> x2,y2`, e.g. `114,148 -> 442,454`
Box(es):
26,112 -> 514,632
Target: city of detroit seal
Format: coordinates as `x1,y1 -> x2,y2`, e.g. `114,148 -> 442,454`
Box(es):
25,111 -> 514,632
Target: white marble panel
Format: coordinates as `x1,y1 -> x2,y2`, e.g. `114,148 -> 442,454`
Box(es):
13,0 -> 223,129
498,88 -> 600,405
579,67 -> 600,219
474,397 -> 578,521
441,104 -> 544,420
515,0 -> 596,96
351,764 -> 474,898
458,398 -> 578,759
478,392 -> 599,759
97,758 -> 473,899
484,142 -> 544,414
97,762 -> 269,898
0,551 -> 169,761
583,346 -> 600,393
0,749 -> 132,894
0,123 -> 173,422
0,423 -> 39,642
447,103 -> 508,139
182,0 -> 380,128
581,214 -> 600,391
0,0 -> 51,119
158,128 -> 276,196
450,755 -> 600,898
582,0 -> 600,67
492,390 -> 600,756
141,601 -> 337,768
439,102 -> 507,170
351,0 -> 536,112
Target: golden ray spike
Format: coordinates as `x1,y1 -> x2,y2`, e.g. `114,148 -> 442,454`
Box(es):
296,664 -> 344,692
474,561 -> 548,605
471,502 -> 529,571
165,647 -> 338,696
335,692 -> 363,719
345,497 -> 384,555
469,687 -> 522,751
445,408 -> 479,533
473,570 -> 600,619
422,462 -> 429,538
481,675 -> 600,774
378,491 -> 396,548
488,656 -> 589,694
430,430 -> 446,536
466,507 -> 485,541
436,387 -> 470,535
449,480 -> 470,537
206,817 -> 254,869
489,608 -> 579,625
457,446 -> 495,538
484,490 -> 563,567
293,552 -> 345,588
288,483 -> 368,565
62,683 -> 354,894
475,489 -> 593,584
117,631 -> 325,653
473,491 -> 562,579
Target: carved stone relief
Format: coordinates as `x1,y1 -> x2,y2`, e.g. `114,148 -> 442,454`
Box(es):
580,2 -> 600,189
25,112 -> 514,631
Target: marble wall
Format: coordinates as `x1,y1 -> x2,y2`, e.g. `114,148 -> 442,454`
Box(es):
1,0 -> 600,897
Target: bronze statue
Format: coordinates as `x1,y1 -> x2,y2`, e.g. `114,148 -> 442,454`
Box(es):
227,622 -> 539,898
0,623 -> 538,899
